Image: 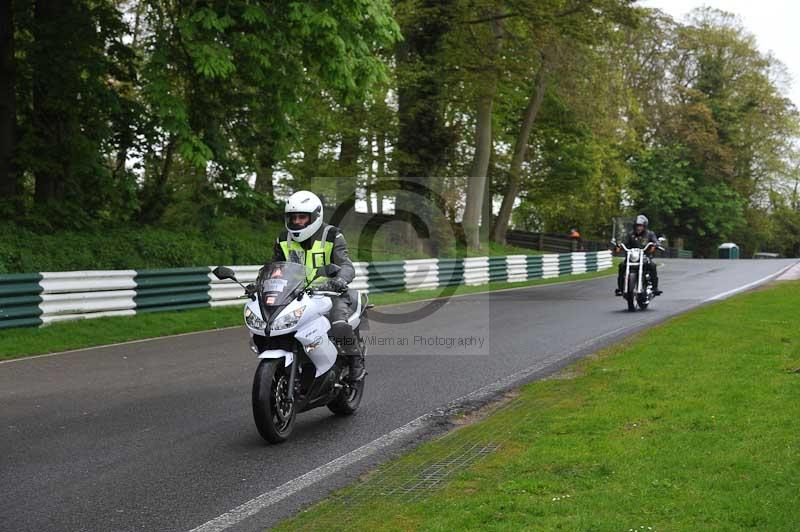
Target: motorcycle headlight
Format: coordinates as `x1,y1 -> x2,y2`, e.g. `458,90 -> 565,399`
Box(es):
629,250 -> 641,263
245,307 -> 266,330
271,306 -> 306,331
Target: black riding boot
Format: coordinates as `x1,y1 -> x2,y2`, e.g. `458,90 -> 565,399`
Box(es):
650,265 -> 662,296
348,354 -> 365,382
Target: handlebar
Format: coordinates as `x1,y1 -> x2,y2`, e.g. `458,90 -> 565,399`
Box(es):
617,242 -> 662,252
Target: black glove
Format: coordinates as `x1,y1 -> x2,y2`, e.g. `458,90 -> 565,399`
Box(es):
320,277 -> 348,293
245,283 -> 257,299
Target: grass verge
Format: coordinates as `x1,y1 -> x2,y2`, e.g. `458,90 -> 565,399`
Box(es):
276,280 -> 800,531
0,267 -> 616,361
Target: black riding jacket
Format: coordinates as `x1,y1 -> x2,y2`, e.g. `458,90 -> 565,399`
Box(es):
623,229 -> 659,251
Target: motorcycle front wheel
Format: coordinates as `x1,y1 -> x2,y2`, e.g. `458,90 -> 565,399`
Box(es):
252,359 -> 295,444
626,273 -> 637,312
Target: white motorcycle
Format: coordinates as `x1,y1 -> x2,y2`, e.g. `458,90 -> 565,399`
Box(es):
613,240 -> 664,312
212,261 -> 370,444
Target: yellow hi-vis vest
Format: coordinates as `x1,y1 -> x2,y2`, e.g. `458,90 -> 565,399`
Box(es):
278,225 -> 335,283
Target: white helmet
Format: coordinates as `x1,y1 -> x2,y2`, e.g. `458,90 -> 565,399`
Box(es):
285,190 -> 323,242
635,214 -> 649,228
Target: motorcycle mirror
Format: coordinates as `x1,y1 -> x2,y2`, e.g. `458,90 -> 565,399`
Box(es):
212,266 -> 237,282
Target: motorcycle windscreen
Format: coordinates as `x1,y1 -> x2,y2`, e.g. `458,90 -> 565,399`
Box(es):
257,261 -> 307,307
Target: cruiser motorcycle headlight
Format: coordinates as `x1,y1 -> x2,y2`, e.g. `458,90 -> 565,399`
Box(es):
629,249 -> 642,263
271,306 -> 306,331
245,307 -> 267,330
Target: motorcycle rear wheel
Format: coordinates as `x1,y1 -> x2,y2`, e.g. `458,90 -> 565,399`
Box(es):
327,375 -> 364,416
252,359 -> 295,444
328,327 -> 366,416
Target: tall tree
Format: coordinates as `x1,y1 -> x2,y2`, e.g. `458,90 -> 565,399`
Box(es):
490,0 -> 637,243
491,51 -> 550,243
463,12 -> 503,250
0,0 -> 16,200
395,0 -> 455,253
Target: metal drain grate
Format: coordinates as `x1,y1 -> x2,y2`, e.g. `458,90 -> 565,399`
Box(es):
288,402 -> 530,529
370,441 -> 501,501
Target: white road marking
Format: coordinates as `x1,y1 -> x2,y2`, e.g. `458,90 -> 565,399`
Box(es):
0,326 -> 242,365
776,262 -> 800,281
704,262 -> 798,302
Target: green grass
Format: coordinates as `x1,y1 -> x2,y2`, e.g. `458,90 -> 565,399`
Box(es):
276,281 -> 800,531
0,267 -> 615,361
0,307 -> 243,360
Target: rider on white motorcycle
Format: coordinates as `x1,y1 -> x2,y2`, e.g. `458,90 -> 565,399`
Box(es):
615,214 -> 662,297
269,191 -> 366,382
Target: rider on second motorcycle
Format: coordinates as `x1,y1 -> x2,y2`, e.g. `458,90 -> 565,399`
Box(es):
270,190 -> 366,382
615,214 -> 663,297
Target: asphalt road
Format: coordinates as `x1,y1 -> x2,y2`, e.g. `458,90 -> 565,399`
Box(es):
1,259 -> 796,532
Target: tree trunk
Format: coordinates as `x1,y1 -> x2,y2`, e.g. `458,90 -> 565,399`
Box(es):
376,129 -> 386,214
0,0 -> 17,199
32,0 -> 80,205
254,150 -> 275,199
480,158 -> 493,243
365,134 -> 374,214
138,138 -> 175,223
463,94 -> 494,250
336,105 -> 360,213
395,0 -> 454,253
491,53 -> 550,243
463,16 -> 502,251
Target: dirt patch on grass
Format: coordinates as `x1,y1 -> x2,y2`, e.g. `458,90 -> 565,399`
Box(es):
450,390 -> 520,426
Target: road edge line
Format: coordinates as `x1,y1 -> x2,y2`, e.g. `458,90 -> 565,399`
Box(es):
703,261 -> 798,302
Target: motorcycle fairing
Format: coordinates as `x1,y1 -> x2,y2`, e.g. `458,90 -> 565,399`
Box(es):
257,348 -> 294,367
295,315 -> 337,377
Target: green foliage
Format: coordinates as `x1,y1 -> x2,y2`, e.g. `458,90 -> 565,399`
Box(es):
5,0 -> 400,230
2,0 -> 799,267
0,218 -> 283,273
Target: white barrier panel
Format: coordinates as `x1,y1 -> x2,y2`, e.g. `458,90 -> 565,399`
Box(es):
404,259 -> 439,292
597,250 -> 613,270
506,255 -> 528,283
463,257 -> 490,286
571,252 -> 587,274
542,255 -> 560,278
208,265 -> 260,307
351,262 -> 370,293
40,270 -> 137,293
39,270 -> 137,322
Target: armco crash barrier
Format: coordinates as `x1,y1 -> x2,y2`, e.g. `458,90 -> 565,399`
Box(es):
0,251 -> 612,329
